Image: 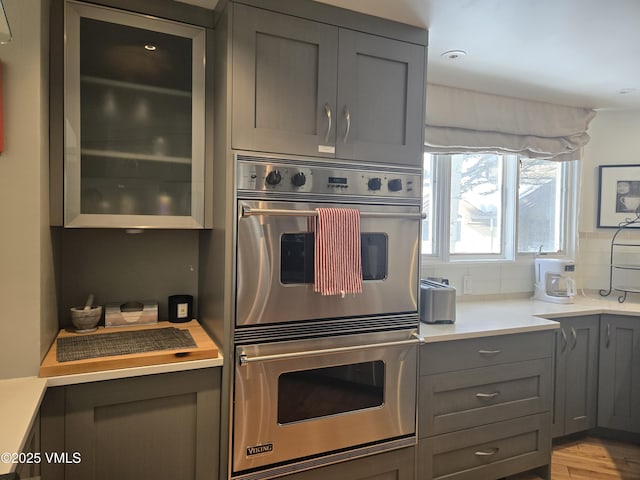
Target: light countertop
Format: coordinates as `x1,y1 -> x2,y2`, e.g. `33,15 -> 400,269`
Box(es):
0,377 -> 47,475
419,291 -> 640,342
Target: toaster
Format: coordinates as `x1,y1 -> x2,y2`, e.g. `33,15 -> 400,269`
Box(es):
420,279 -> 456,324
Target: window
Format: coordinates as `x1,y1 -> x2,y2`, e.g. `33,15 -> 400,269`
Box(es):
422,153 -> 576,261
517,158 -> 565,253
450,153 -> 504,255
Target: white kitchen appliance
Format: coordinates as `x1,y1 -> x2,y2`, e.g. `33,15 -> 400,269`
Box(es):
534,258 -> 577,304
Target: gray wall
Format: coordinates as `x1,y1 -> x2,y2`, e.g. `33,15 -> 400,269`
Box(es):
0,0 -> 57,379
58,229 -> 199,328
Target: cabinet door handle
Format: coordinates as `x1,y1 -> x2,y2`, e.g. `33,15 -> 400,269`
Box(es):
561,328 -> 567,352
323,103 -> 332,144
571,327 -> 577,350
476,392 -> 500,399
343,106 -> 351,143
474,448 -> 499,457
606,323 -> 611,348
478,349 -> 501,356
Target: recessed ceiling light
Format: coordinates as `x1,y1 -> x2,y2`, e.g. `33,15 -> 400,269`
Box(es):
144,44 -> 157,51
441,50 -> 467,60
618,88 -> 636,95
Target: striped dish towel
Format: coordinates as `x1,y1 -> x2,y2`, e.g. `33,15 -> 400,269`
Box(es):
313,208 -> 363,296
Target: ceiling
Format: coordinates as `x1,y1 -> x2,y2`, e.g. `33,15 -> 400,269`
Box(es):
178,0 -> 640,110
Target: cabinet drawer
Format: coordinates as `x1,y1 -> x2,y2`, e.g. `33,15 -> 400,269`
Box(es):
420,330 -> 554,375
418,413 -> 551,480
419,358 -> 552,437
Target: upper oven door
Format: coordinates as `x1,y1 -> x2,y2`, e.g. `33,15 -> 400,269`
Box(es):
236,200 -> 420,327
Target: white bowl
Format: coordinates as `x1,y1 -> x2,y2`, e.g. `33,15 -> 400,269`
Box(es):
70,306 -> 102,332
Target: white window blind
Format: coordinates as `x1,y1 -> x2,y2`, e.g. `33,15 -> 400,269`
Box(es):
425,83 -> 596,161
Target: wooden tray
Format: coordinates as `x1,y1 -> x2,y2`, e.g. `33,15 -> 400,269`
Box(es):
40,320 -> 218,377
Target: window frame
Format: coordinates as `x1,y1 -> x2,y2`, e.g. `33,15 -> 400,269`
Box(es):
422,152 -> 578,264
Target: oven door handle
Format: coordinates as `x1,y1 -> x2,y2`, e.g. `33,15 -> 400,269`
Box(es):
238,333 -> 425,366
242,206 -> 426,220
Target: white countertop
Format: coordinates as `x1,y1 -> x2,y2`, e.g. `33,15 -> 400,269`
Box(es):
45,354 -> 224,387
0,377 -> 47,475
420,291 -> 640,342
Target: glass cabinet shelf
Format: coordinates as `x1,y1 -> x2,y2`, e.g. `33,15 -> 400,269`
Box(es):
81,75 -> 192,98
81,149 -> 191,165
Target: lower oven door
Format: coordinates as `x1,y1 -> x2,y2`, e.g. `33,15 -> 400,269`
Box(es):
232,330 -> 418,476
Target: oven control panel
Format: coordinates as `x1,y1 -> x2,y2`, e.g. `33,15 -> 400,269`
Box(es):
236,158 -> 422,199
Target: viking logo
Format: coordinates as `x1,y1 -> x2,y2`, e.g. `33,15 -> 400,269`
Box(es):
246,443 -> 273,456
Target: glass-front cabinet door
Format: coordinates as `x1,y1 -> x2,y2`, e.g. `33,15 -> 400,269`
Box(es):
64,2 -> 206,228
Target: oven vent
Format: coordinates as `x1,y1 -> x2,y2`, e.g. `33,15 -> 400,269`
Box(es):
234,314 -> 419,344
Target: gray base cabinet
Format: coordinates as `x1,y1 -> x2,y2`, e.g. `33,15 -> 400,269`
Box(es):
230,2 -> 426,166
41,368 -> 220,480
418,331 -> 554,480
598,314 -> 640,433
274,446 -> 415,480
419,413 -> 551,480
552,315 -> 599,438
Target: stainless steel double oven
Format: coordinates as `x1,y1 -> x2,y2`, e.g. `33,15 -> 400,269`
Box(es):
232,155 -> 423,480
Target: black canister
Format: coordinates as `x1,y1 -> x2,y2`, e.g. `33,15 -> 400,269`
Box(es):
168,294 -> 193,323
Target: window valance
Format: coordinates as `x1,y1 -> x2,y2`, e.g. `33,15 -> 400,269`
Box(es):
424,83 -> 597,161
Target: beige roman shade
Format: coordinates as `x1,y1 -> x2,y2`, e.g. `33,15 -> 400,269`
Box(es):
425,83 -> 597,161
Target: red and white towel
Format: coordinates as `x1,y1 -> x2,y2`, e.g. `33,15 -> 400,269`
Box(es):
313,208 -> 363,296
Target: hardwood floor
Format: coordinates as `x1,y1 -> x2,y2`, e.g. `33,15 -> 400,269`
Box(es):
507,436 -> 640,480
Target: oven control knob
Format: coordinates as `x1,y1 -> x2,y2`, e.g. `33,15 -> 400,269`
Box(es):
368,177 -> 382,191
265,170 -> 282,186
291,172 -> 306,187
388,179 -> 403,192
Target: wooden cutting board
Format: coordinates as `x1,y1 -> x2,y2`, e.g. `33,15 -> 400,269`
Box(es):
40,320 -> 218,377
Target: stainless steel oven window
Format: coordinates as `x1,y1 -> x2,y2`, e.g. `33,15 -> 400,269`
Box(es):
280,233 -> 389,284
277,361 -> 385,424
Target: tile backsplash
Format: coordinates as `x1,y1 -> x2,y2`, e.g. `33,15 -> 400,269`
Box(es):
578,230 -> 640,294
421,229 -> 640,301
422,260 -> 535,298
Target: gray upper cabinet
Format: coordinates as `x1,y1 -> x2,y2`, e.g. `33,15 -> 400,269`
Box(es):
336,29 -> 424,164
62,1 -> 207,228
231,3 -> 426,166
552,316 -> 599,438
232,3 -> 338,159
598,314 -> 640,433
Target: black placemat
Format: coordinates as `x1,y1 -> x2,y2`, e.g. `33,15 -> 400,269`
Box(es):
56,327 -> 196,362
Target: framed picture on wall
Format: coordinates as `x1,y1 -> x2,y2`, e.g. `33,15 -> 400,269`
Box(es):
598,164 -> 640,227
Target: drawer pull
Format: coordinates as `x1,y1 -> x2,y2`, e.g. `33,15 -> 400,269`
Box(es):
476,392 -> 500,399
475,448 -> 499,457
478,349 -> 501,355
